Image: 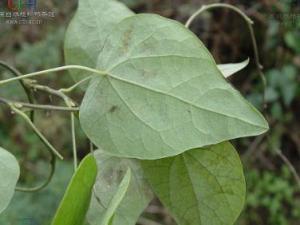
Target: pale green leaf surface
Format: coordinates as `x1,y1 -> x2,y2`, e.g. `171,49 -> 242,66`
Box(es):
51,154 -> 97,225
217,58 -> 249,78
142,142 -> 246,225
64,0 -> 134,82
97,168 -> 131,225
0,147 -> 19,214
87,150 -> 153,225
79,14 -> 268,159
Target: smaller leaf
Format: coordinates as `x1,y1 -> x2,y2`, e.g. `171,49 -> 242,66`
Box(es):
87,150 -> 153,225
0,147 -> 20,214
51,154 -> 97,225
217,58 -> 249,78
64,0 -> 134,83
99,168 -> 131,225
142,142 -> 246,225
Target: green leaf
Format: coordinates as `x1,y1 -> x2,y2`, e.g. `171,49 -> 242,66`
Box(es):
217,58 -> 249,78
97,168 -> 131,225
79,13 -> 268,159
0,161 -> 73,225
0,147 -> 19,214
51,154 -> 97,225
142,142 -> 246,225
87,150 -> 153,225
64,0 -> 134,83
284,31 -> 300,53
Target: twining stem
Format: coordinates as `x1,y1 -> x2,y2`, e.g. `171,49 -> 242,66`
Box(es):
10,105 -> 64,160
0,97 -> 79,112
185,3 -> 253,28
64,99 -> 78,171
70,112 -> 77,170
185,3 -> 267,109
64,97 -> 78,171
277,150 -> 300,189
26,82 -> 77,107
0,62 -> 73,191
16,154 -> 56,192
59,76 -> 93,93
0,61 -> 35,120
0,64 -> 94,190
0,65 -> 106,86
26,81 -> 79,170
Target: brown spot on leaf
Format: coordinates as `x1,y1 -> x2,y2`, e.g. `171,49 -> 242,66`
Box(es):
109,105 -> 118,113
122,26 -> 133,53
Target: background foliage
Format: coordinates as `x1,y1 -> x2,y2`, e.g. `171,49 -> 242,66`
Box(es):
0,0 -> 299,225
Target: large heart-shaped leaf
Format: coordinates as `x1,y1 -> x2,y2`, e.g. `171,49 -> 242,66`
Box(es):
51,154 -> 97,225
87,150 -> 153,225
0,147 -> 20,214
79,13 -> 268,159
142,142 -> 246,225
64,0 -> 134,82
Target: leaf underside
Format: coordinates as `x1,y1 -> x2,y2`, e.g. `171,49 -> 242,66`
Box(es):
142,142 -> 246,225
78,13 -> 268,159
64,0 -> 134,83
0,147 -> 20,214
87,150 -> 153,225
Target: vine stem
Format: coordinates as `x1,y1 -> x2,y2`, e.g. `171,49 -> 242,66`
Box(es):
26,81 -> 79,170
0,62 -> 67,192
0,61 -> 35,120
185,3 -> 254,27
15,154 -> 56,192
0,97 -> 79,112
277,150 -> 300,189
26,82 -> 76,107
59,76 -> 93,93
70,112 -> 77,170
10,105 -> 64,160
64,97 -> 78,171
0,64 -> 92,191
0,65 -> 106,86
185,3 -> 267,109
64,100 -> 77,171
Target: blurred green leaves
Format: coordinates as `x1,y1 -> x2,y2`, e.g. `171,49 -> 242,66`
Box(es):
240,167 -> 300,225
248,64 -> 298,121
284,30 -> 300,54
263,65 -> 298,122
266,65 -> 298,106
16,28 -> 65,72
